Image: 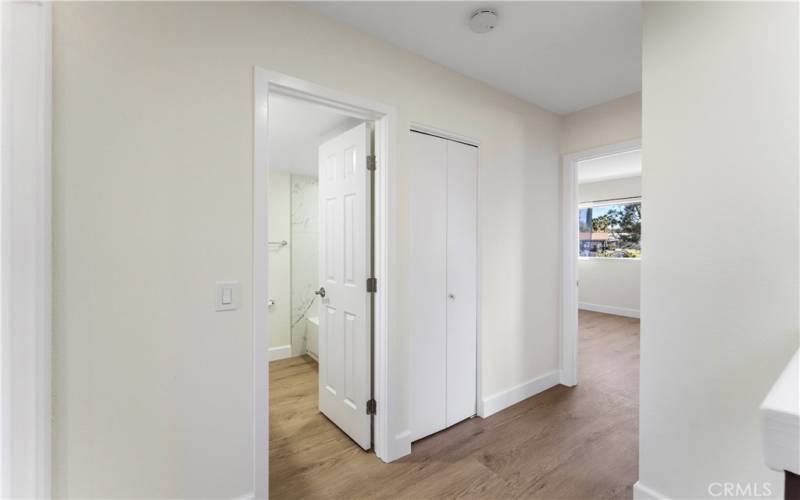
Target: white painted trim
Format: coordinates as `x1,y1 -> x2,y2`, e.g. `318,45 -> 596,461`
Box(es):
579,196 -> 642,209
579,171 -> 642,184
579,302 -> 640,319
409,121 -> 481,147
232,492 -> 255,500
374,108 -> 406,463
268,345 -> 292,362
561,139 -> 641,388
252,67 -> 270,500
253,69 -> 401,493
0,1 -> 52,497
478,371 -> 560,419
386,430 -> 412,462
578,256 -> 641,262
475,139 -> 483,435
633,481 -> 669,500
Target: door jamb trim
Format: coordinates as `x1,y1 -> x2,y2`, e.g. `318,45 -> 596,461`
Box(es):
253,67 -> 399,499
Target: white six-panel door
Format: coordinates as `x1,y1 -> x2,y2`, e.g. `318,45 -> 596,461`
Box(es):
409,131 -> 478,441
318,122 -> 372,450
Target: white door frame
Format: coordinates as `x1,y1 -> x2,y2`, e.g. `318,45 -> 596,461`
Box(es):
560,139 -> 641,387
253,67 -> 397,498
0,1 -> 53,497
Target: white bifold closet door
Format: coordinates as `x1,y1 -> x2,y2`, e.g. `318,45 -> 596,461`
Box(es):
409,130 -> 477,442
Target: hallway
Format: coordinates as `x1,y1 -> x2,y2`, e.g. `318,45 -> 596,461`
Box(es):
269,310 -> 639,499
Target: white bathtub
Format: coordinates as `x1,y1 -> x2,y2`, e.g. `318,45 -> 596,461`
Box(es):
306,316 -> 319,361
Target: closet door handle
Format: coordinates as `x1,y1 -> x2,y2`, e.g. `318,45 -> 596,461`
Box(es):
448,293 -> 455,300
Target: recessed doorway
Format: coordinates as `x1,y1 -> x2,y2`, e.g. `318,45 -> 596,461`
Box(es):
253,69 -> 397,498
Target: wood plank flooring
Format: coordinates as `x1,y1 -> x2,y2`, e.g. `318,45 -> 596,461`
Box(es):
269,310 -> 639,499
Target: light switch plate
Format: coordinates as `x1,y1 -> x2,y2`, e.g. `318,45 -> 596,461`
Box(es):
215,281 -> 241,311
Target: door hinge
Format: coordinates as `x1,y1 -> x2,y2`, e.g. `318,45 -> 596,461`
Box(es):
366,277 -> 377,293
366,399 -> 377,415
367,155 -> 377,171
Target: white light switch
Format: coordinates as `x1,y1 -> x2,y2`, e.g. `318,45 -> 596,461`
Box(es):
215,281 -> 240,311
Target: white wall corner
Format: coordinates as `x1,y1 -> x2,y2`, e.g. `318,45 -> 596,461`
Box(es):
480,371 -> 560,419
579,302 -> 640,319
633,481 -> 668,500
267,345 -> 292,362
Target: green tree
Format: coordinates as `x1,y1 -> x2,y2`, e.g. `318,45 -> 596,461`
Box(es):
592,213 -> 614,232
589,202 -> 641,255
606,203 -> 641,248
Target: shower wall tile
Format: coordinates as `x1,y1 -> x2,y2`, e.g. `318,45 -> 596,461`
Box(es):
290,175 -> 319,356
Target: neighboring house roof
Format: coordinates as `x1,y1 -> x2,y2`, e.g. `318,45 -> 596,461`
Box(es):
579,231 -> 616,241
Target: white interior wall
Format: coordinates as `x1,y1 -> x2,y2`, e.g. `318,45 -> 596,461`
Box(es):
578,258 -> 640,317
562,92 -> 641,155
268,171 -> 291,353
578,176 -> 641,316
52,3 -> 562,497
638,3 -> 798,498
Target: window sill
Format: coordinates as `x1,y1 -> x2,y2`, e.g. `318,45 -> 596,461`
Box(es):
578,256 -> 641,261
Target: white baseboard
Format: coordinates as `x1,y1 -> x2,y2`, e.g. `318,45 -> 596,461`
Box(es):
478,370 -> 560,418
633,481 -> 667,500
579,302 -> 640,319
268,344 -> 292,361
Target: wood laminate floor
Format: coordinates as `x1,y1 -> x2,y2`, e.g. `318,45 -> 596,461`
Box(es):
269,310 -> 639,499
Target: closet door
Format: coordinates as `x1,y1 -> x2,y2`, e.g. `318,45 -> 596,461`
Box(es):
445,140 -> 478,426
409,131 -> 448,441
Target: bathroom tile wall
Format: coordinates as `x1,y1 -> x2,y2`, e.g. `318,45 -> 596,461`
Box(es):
290,174 -> 319,356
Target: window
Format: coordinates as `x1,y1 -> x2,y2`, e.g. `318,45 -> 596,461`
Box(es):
579,199 -> 641,258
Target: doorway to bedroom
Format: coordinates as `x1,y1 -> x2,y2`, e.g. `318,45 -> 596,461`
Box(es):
574,147 -> 641,399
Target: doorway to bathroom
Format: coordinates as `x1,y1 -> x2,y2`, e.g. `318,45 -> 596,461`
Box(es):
266,91 -> 368,430
266,94 -> 364,364
260,71 -> 396,496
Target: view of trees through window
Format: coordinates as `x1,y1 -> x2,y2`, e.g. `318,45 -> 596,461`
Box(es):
579,200 -> 641,258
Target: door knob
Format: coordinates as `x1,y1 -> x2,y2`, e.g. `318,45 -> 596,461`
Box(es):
448,293 -> 455,300
315,287 -> 326,298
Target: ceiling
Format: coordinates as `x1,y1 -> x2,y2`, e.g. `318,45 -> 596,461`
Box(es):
269,95 -> 362,177
577,150 -> 641,184
305,2 -> 641,114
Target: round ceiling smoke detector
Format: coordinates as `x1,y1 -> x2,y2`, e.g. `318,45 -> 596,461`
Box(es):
468,8 -> 498,34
